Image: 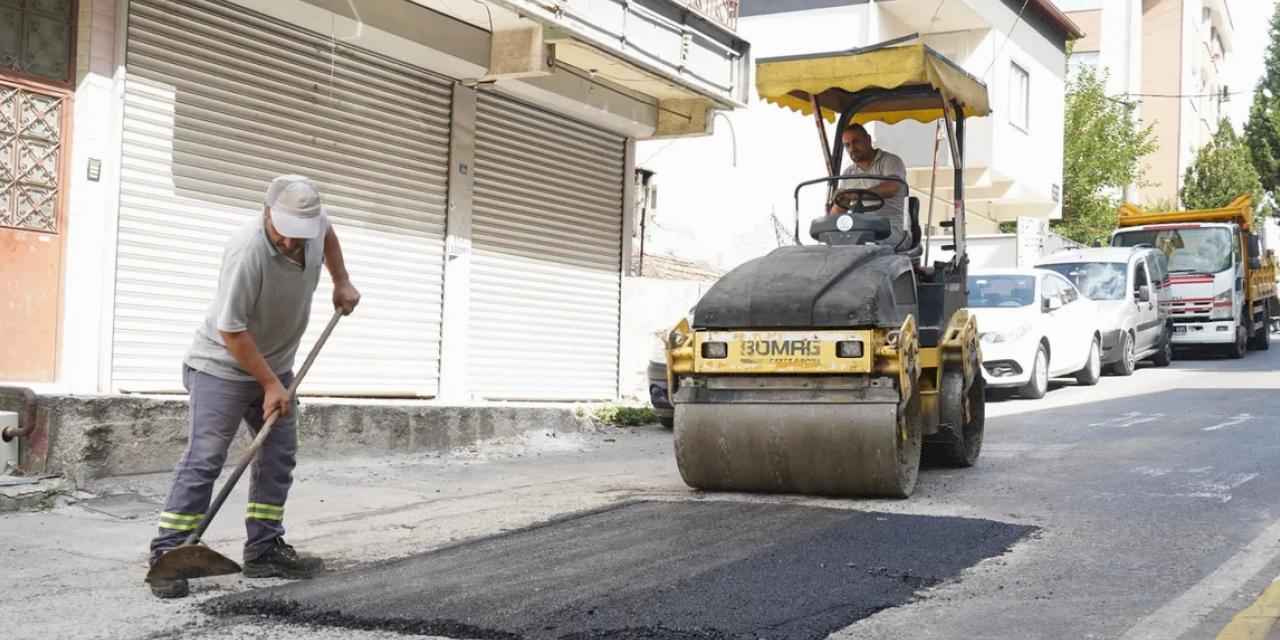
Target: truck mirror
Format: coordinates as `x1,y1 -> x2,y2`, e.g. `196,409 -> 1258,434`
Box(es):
1138,285 -> 1151,303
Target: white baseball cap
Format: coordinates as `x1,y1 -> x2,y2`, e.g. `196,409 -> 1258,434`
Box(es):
264,175 -> 328,239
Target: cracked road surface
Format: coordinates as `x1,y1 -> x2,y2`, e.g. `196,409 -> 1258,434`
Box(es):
4,347 -> 1280,639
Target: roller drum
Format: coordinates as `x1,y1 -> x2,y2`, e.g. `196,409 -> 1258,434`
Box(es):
673,401 -> 921,498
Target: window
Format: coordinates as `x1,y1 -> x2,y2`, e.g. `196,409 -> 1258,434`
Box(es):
0,0 -> 76,84
1133,261 -> 1149,299
1056,276 -> 1079,305
1009,62 -> 1030,132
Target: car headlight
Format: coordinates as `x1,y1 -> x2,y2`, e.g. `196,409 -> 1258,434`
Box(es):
980,323 -> 1032,344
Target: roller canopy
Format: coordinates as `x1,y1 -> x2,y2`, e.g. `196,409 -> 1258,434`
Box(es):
756,42 -> 991,125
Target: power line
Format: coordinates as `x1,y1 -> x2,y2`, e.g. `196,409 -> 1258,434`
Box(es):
983,0 -> 1030,81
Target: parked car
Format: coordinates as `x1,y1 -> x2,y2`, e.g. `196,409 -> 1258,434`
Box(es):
969,268 -> 1103,399
1037,247 -> 1173,375
648,334 -> 674,429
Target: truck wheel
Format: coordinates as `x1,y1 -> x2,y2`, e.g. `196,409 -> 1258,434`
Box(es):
1020,345 -> 1049,399
1229,326 -> 1247,359
1110,333 -> 1136,376
1249,317 -> 1271,351
659,416 -> 674,430
1075,337 -> 1102,386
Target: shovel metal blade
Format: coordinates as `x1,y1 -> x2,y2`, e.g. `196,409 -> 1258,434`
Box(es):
146,544 -> 242,582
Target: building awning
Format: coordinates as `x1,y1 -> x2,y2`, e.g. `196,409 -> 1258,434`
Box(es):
755,42 -> 991,125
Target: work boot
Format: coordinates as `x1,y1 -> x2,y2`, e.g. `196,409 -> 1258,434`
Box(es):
147,552 -> 190,599
243,538 -> 324,579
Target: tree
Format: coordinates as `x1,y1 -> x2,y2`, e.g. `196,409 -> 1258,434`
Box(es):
1180,118 -> 1264,226
1057,67 -> 1157,246
1243,3 -> 1280,211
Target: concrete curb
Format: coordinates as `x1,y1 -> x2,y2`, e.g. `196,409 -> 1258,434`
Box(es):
2,392 -> 602,487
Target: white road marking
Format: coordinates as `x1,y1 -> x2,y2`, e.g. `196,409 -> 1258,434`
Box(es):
1204,414 -> 1254,432
1090,412 -> 1166,428
1119,510 -> 1280,640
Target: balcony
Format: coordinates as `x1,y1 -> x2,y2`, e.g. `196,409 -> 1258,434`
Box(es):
681,0 -> 740,31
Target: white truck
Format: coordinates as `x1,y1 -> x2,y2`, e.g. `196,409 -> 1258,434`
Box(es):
1109,196 -> 1277,358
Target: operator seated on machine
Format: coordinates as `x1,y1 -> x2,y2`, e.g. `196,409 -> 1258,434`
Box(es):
828,123 -> 911,252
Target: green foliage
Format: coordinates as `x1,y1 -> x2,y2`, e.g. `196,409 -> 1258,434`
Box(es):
1141,197 -> 1179,212
592,405 -> 657,427
1180,118 -> 1264,226
1243,5 -> 1280,209
998,221 -> 1017,234
1057,67 -> 1158,246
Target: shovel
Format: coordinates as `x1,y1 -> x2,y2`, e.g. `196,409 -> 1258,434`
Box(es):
146,310 -> 343,584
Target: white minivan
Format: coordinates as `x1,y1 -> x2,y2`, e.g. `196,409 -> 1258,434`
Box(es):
1037,247 -> 1173,375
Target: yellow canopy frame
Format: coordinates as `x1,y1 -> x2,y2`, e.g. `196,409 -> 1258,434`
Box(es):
756,42 -> 991,125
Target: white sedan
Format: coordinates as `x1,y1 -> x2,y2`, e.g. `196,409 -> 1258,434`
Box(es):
969,268 -> 1104,399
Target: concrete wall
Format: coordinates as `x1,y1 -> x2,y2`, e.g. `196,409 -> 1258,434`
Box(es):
8,393 -> 596,487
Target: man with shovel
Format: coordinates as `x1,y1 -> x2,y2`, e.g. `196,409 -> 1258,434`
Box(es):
147,175 -> 360,599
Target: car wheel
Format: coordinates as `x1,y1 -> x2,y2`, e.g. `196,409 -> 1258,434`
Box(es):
1020,345 -> 1048,400
1110,333 -> 1136,376
659,416 -> 674,430
1151,332 -> 1173,367
1075,337 -> 1101,386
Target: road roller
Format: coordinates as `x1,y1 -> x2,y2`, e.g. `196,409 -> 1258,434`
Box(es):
665,39 -> 989,498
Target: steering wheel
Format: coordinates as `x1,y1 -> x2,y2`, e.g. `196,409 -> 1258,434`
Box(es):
831,187 -> 885,214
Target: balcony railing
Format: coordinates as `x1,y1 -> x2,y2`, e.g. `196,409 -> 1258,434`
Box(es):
682,0 -> 739,31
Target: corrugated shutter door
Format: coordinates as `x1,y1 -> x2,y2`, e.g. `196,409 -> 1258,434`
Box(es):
470,91 -> 624,400
112,0 -> 450,395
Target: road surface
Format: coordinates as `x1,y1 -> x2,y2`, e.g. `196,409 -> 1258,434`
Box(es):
4,346 -> 1280,639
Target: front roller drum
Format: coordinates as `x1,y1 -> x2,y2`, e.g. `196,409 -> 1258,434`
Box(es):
673,402 -> 922,498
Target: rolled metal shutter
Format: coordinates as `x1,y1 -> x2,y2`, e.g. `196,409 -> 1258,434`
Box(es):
112,0 -> 450,395
470,91 -> 624,400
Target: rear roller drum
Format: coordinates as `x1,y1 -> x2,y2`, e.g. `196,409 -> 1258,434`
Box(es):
925,371 -> 985,468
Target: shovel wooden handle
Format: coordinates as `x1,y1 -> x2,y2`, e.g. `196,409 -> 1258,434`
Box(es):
183,310 -> 343,545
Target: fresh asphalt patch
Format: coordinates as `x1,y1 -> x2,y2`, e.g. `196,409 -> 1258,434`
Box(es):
208,500 -> 1034,639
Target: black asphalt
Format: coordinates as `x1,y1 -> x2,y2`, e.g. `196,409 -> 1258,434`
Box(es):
209,500 -> 1033,639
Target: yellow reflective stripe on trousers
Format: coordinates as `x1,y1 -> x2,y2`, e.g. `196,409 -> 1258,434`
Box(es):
158,512 -> 202,531
246,502 -> 284,521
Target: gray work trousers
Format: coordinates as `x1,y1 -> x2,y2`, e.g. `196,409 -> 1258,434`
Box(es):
149,365 -> 298,563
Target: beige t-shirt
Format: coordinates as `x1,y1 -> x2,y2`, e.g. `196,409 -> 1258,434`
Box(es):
184,216 -> 326,381
839,149 -> 909,233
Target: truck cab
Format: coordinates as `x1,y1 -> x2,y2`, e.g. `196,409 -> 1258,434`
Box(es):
1108,196 -> 1276,358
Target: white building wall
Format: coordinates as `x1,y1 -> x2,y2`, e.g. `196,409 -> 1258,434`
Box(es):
636,0 -> 1069,271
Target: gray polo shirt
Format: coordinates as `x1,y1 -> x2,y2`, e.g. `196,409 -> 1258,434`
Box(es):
184,216 -> 326,382
839,149 -> 909,233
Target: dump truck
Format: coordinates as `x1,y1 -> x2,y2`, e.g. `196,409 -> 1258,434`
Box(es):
1110,195 -> 1277,357
664,40 -> 988,498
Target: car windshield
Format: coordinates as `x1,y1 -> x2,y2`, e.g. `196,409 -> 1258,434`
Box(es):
1112,227 -> 1233,274
967,275 -> 1036,308
1039,262 -> 1126,301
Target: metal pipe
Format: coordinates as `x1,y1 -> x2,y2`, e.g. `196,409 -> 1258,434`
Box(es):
0,386 -> 37,442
